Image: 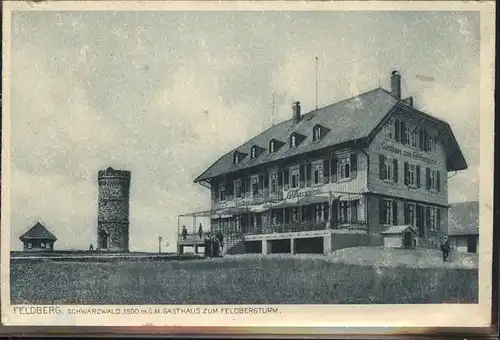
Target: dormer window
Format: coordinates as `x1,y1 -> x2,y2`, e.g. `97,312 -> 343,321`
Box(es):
234,152 -> 240,164
313,126 -> 322,141
291,134 -> 297,148
270,141 -> 275,153
251,146 -> 257,159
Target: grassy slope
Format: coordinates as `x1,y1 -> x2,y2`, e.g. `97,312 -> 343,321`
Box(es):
11,252 -> 477,305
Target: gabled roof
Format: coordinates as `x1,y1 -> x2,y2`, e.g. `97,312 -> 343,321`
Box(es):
448,201 -> 479,236
19,222 -> 57,241
194,87 -> 467,183
381,225 -> 418,235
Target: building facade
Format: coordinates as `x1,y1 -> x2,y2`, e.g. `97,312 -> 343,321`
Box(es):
188,71 -> 467,255
19,222 -> 57,251
97,167 -> 131,252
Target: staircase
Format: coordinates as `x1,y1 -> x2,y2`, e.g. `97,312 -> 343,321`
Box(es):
223,233 -> 245,255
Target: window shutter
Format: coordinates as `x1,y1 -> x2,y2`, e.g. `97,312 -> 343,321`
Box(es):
331,157 -> 338,182
419,128 -> 425,150
416,165 -> 421,188
350,153 -> 357,179
259,175 -> 264,191
379,154 -> 385,179
379,199 -> 384,224
436,171 -> 441,192
277,172 -> 282,190
392,201 -> 398,225
283,169 -> 289,190
299,165 -> 305,188
395,119 -> 401,142
425,207 -> 431,232
393,159 -> 398,183
323,159 -> 330,184
404,162 -> 409,185
436,208 -> 441,231
264,174 -> 269,189
228,181 -> 234,200
306,163 -> 312,186
404,203 -> 408,224
426,168 -> 431,190
401,123 -> 407,145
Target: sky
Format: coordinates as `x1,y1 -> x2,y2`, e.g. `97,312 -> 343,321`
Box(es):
8,10 -> 480,251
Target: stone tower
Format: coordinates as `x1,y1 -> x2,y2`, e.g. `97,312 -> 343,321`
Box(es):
97,167 -> 131,252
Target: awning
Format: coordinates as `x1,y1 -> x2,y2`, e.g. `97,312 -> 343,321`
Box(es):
298,195 -> 330,205
179,206 -> 250,218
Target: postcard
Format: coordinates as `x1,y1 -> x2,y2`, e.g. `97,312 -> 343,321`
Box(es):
1,0 -> 496,332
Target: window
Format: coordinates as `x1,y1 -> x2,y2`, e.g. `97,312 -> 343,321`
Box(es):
270,141 -> 275,153
40,242 -> 45,248
291,168 -> 299,188
426,133 -> 435,152
27,243 -> 32,249
269,173 -> 278,193
410,128 -> 419,148
426,168 -> 440,191
404,162 -> 420,187
404,203 -> 415,226
292,208 -> 299,222
315,204 -> 325,223
338,157 -> 351,180
219,184 -> 226,201
339,201 -> 349,223
291,134 -> 297,148
380,155 -> 395,182
313,163 -> 322,185
251,177 -> 260,196
381,199 -> 393,224
429,208 -> 437,231
314,126 -> 322,141
385,119 -> 395,140
234,179 -> 242,198
251,147 -> 256,159
403,124 -> 411,145
234,153 -> 239,164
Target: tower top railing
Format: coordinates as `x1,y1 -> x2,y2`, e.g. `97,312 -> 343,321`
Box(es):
98,167 -> 131,178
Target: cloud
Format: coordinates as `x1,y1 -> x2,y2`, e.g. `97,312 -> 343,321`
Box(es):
8,11 -> 481,251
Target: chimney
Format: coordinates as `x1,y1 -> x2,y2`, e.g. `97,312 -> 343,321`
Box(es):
391,70 -> 401,100
293,101 -> 301,123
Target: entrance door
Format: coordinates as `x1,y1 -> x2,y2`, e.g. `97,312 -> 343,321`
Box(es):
467,236 -> 477,253
403,230 -> 413,248
99,230 -> 108,249
416,205 -> 424,237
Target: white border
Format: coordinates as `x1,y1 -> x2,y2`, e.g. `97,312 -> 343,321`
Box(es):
1,0 -> 496,329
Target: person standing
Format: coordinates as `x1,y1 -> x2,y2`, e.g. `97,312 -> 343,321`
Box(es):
198,224 -> 203,239
440,236 -> 450,262
181,226 -> 188,240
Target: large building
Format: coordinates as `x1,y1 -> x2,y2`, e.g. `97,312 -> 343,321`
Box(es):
19,222 -> 57,251
97,167 -> 131,252
182,71 -> 467,255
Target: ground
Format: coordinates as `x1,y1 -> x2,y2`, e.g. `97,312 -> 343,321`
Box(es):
10,247 -> 478,305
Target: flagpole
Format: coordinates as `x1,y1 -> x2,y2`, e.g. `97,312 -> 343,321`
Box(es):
315,56 -> 319,110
